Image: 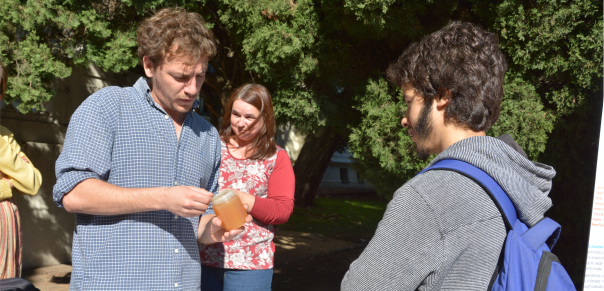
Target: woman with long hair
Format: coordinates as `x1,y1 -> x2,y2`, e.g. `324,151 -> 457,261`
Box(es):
0,61 -> 42,279
199,83 -> 295,290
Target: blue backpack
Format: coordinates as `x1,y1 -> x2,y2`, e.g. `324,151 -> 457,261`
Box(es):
419,159 -> 576,291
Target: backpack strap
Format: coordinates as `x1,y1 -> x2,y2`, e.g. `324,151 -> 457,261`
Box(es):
418,159 -> 518,232
418,159 -> 516,290
524,217 -> 561,250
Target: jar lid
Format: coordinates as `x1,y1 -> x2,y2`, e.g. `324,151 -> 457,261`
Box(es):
213,190 -> 235,204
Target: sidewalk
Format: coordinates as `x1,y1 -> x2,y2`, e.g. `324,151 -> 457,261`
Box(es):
22,231 -> 361,290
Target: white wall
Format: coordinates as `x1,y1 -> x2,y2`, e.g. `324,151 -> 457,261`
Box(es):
319,149 -> 373,190
276,123 -> 306,163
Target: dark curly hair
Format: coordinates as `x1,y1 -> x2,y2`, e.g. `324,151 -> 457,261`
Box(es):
387,21 -> 508,131
136,7 -> 216,67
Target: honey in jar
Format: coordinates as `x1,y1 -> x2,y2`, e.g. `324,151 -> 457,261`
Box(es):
213,190 -> 248,231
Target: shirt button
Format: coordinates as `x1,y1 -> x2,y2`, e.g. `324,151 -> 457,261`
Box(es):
175,283 -> 178,288
164,115 -> 169,119
174,181 -> 177,186
174,215 -> 178,220
174,249 -> 179,253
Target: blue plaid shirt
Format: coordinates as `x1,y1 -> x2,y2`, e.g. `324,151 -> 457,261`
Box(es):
53,77 -> 220,291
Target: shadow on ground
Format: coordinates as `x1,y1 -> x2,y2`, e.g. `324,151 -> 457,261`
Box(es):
22,233 -> 368,291
22,264 -> 71,291
273,246 -> 366,291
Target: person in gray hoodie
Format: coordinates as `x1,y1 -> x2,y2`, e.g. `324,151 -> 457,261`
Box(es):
341,21 -> 556,291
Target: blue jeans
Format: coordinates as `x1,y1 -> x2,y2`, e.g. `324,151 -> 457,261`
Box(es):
201,265 -> 273,291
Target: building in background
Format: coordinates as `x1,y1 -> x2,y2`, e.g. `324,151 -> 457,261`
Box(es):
275,125 -> 373,192
319,149 -> 371,190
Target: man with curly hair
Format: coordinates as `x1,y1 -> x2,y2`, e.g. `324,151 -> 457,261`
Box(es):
53,8 -> 249,290
341,21 -> 555,290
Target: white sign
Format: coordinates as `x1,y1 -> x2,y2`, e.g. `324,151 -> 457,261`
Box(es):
583,100 -> 604,290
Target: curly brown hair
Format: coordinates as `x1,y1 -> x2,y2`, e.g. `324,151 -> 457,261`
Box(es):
220,84 -> 277,160
136,7 -> 216,67
387,21 -> 508,132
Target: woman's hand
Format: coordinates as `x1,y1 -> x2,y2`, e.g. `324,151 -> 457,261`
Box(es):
221,188 -> 255,213
198,204 -> 253,245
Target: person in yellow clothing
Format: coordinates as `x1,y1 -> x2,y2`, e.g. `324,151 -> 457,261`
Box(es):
0,61 -> 42,279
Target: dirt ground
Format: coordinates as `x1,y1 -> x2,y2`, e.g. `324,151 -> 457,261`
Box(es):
272,245 -> 366,291
21,232 -> 370,291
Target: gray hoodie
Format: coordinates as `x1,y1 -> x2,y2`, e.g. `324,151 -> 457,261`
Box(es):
341,136 -> 556,291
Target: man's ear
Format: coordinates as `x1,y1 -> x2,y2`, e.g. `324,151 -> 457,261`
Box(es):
435,89 -> 452,110
142,56 -> 155,78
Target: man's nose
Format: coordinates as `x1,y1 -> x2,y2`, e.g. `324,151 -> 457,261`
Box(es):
183,78 -> 199,96
401,116 -> 409,128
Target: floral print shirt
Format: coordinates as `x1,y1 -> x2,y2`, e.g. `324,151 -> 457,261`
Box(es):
200,140 -> 294,269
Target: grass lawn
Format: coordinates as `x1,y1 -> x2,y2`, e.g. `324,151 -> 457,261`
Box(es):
277,195 -> 389,242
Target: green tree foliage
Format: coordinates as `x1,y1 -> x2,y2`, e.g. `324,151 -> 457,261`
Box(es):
1,0 -> 70,113
214,0 -> 323,132
350,76 -> 557,199
488,76 -> 555,158
1,0 -> 600,284
492,0 -> 602,115
345,0 -> 602,285
0,0 -> 146,113
348,78 -> 428,197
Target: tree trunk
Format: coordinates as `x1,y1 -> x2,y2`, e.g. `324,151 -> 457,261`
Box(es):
293,127 -> 346,208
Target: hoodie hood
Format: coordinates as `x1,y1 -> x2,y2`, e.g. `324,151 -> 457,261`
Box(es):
428,136 -> 555,227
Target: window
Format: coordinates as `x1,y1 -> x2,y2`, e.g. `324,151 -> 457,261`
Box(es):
340,168 -> 349,185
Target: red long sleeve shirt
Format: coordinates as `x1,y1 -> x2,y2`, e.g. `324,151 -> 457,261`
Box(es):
200,141 -> 295,269
249,149 -> 295,224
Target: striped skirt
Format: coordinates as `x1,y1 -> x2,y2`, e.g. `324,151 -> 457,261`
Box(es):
0,198 -> 21,279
